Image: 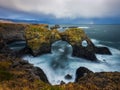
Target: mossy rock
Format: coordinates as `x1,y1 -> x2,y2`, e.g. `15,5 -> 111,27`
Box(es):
25,25 -> 61,56
25,26 -> 97,60
25,25 -> 111,60
61,28 -> 87,45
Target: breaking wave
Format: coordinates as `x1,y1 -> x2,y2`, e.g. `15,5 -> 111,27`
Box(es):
23,39 -> 120,85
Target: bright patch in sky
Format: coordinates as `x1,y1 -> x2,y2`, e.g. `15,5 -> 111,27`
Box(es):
0,0 -> 120,18
0,0 -> 120,24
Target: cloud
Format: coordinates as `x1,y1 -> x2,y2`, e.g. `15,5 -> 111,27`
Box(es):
0,0 -> 120,18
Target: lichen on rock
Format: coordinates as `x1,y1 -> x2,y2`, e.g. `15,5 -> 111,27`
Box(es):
25,25 -> 62,56
0,22 -> 111,61
25,26 -> 111,61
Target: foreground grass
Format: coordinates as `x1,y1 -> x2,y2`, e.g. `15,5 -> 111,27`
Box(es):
0,54 -> 120,90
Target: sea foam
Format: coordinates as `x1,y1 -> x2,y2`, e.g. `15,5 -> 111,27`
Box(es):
23,39 -> 120,85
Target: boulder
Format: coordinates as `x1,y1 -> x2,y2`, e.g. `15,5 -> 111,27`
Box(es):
68,26 -> 78,28
60,81 -> 65,85
32,67 -> 49,83
11,59 -> 49,83
65,74 -> 72,80
50,24 -> 60,30
75,67 -> 93,82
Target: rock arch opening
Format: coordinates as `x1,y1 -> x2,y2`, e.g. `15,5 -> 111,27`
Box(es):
50,40 -> 73,69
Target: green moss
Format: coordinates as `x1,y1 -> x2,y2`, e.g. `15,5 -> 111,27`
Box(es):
62,28 -> 86,45
25,26 -> 90,56
25,25 -> 62,55
25,25 -> 50,51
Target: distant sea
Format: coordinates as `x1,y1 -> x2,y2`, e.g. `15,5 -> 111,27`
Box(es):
9,24 -> 120,85
58,24 -> 120,50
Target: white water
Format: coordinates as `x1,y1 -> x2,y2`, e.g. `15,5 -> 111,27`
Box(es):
78,26 -> 89,29
23,39 -> 120,85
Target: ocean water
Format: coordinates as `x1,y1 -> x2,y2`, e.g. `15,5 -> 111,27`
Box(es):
9,24 -> 120,85
59,24 -> 120,50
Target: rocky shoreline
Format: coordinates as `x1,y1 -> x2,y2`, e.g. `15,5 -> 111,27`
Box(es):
0,54 -> 120,90
0,22 -> 120,90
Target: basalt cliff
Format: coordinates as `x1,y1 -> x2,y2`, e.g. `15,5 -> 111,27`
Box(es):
0,23 -> 119,90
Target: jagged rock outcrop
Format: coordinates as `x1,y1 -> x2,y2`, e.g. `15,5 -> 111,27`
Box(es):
0,23 -> 119,90
0,33 -> 12,54
60,28 -> 97,60
0,23 -> 48,44
25,26 -> 111,61
9,58 -> 49,83
0,33 -> 5,50
25,25 -> 61,56
65,74 -> 72,80
75,67 -> 93,82
0,54 -> 120,89
50,24 -> 60,30
95,47 -> 112,55
0,22 -> 111,61
75,72 -> 120,90
0,23 -> 48,56
0,54 -> 50,90
0,23 -> 26,43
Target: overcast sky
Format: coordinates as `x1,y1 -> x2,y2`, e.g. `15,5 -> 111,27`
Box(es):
0,0 -> 120,24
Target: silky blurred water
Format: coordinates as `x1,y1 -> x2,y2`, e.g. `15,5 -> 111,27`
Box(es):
8,24 -> 120,85
59,24 -> 120,50
23,39 -> 120,85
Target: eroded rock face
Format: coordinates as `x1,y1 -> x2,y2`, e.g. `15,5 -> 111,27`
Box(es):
0,23 -> 111,61
25,27 -> 99,60
0,33 -> 12,54
75,67 -> 93,82
0,23 -> 49,56
0,23 -> 27,43
95,47 -> 112,55
0,34 -> 5,50
75,71 -> 120,90
0,23 -> 48,44
25,25 -> 61,56
61,28 -> 97,60
0,54 -> 49,84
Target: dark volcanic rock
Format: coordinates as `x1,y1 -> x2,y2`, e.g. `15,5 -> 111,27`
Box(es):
95,47 -> 112,55
19,60 -> 29,65
25,25 -> 61,56
11,59 -> 49,83
0,23 -> 49,57
68,26 -> 78,28
75,72 -> 120,89
15,47 -> 31,57
0,23 -> 26,43
0,23 -> 112,61
75,67 -> 93,82
60,81 -> 65,85
32,67 -> 49,83
50,24 -> 60,30
72,45 -> 97,61
0,34 -> 14,55
65,74 -> 72,80
25,27 -> 99,61
0,34 -> 6,50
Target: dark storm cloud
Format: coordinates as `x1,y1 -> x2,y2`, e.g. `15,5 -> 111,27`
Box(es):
0,0 -> 120,19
